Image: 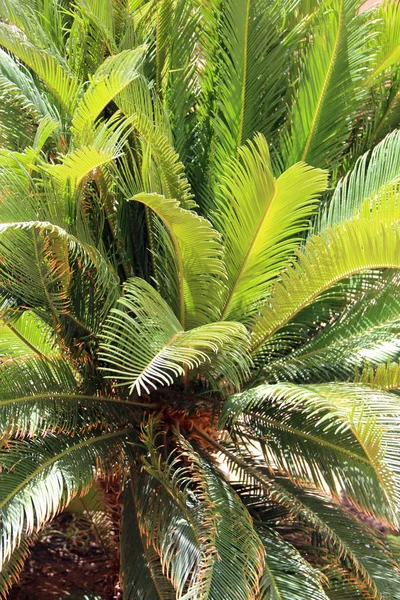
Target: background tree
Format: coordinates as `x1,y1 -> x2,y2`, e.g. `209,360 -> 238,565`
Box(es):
0,0 -> 400,598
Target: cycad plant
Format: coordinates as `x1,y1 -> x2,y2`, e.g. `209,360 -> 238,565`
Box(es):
1,0 -> 400,598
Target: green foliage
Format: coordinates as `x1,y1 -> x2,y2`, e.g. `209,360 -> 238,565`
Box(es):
0,1 -> 400,598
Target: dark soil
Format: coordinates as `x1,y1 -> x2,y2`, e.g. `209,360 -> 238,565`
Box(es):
8,513 -> 121,600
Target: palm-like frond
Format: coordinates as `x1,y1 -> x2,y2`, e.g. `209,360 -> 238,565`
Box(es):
0,428 -> 133,572
222,381 -> 399,521
121,474 -> 176,600
251,219 -> 400,356
115,94 -> 194,209
201,0 -> 298,172
355,361 -> 400,390
132,193 -> 226,327
213,135 -> 328,321
195,431 -> 400,600
263,272 -> 400,382
317,129 -> 400,232
0,2 -> 400,597
0,538 -> 32,600
364,0 -> 400,86
0,357 -> 139,437
281,0 -> 372,169
257,525 -> 329,600
100,278 -> 250,394
136,421 -> 265,599
0,22 -> 80,113
0,221 -> 119,332
0,311 -> 58,361
72,48 -> 145,142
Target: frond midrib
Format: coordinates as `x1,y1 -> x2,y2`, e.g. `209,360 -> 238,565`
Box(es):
237,0 -> 251,149
1,321 -> 46,359
267,313 -> 400,371
220,179 -> 278,320
301,0 -> 344,162
241,411 -> 373,465
0,428 -> 133,512
251,259 -> 400,354
0,392 -> 146,408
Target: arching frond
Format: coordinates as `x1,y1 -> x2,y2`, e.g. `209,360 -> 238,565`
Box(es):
44,144 -> 123,189
0,22 -> 80,113
132,193 -> 226,327
264,272 -> 400,382
137,421 -> 265,599
202,433 -> 400,600
0,310 -> 58,361
0,537 -> 32,600
257,525 -> 329,600
72,48 -> 145,142
203,0 -> 298,169
0,428 -> 133,572
0,357 -> 139,438
115,87 -> 194,209
355,361 -> 400,390
364,0 -> 400,86
281,0 -> 373,168
213,134 -> 328,322
121,474 -> 176,600
317,129 -> 400,232
251,219 -> 400,355
136,422 -> 219,599
100,278 -> 251,394
0,221 -> 120,333
162,0 -> 201,163
222,381 -> 398,521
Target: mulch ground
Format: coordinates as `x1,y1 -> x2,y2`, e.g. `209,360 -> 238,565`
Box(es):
8,513 -> 121,600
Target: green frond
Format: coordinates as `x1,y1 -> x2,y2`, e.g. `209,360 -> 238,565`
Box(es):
317,129 -> 400,232
162,0 -> 201,162
204,0 -> 298,166
322,565 -> 367,599
264,272 -> 400,382
135,422 -> 219,599
213,134 -> 328,322
0,428 -> 133,571
66,0 -> 116,79
45,145 -> 122,189
0,0 -> 66,54
281,0 -> 373,168
0,22 -> 80,113
72,48 -> 145,142
138,421 -> 265,599
0,310 -> 59,360
302,382 -> 400,514
221,442 -> 400,600
251,219 -> 400,356
355,361 -> 400,390
115,88 -> 194,209
364,0 -> 400,86
0,220 -> 120,331
0,46 -> 58,121
33,115 -> 60,151
0,357 -> 139,437
121,474 -> 176,600
100,278 -> 251,394
271,480 -> 400,600
222,381 -> 398,521
196,455 -> 265,600
0,537 -> 32,600
132,193 -> 226,327
257,525 -> 329,600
